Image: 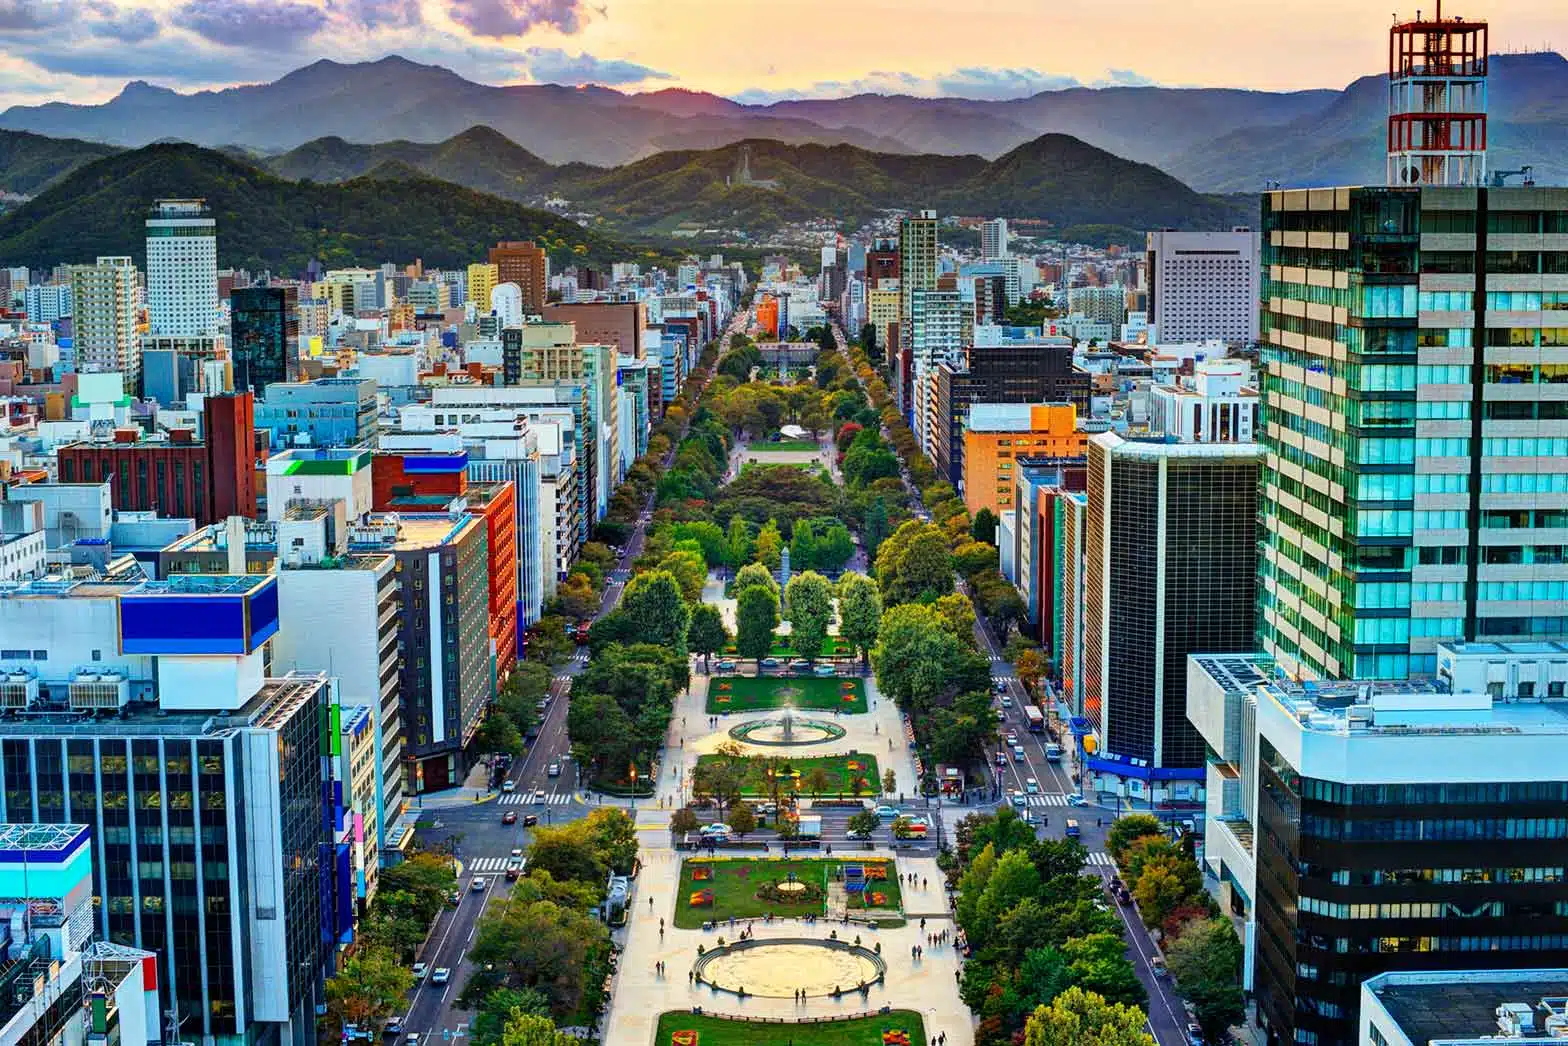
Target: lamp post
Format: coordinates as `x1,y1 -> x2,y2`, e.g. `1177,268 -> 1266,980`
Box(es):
629,765 -> 638,810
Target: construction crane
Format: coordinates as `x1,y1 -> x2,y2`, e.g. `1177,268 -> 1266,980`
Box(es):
1489,165 -> 1535,187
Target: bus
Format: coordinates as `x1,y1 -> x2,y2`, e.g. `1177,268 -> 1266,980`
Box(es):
1024,705 -> 1045,733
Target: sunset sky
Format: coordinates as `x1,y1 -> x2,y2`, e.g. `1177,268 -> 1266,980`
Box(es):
0,0 -> 1563,108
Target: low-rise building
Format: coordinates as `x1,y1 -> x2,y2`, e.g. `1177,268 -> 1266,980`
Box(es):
961,402 -> 1086,515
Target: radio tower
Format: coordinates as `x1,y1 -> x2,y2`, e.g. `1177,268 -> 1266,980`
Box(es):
1387,1 -> 1489,186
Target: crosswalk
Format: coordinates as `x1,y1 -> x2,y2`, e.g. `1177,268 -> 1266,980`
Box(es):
498,792 -> 572,805
1022,793 -> 1072,806
569,650 -> 591,662
988,654 -> 1008,663
468,857 -> 520,873
1084,852 -> 1115,868
994,674 -> 1017,684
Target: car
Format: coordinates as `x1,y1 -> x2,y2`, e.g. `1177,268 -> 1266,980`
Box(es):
522,814 -> 539,827
1066,793 -> 1089,807
1025,777 -> 1040,794
995,751 -> 1008,767
448,889 -> 461,906
502,811 -> 518,825
1012,744 -> 1025,759
502,779 -> 516,792
506,860 -> 523,881
760,657 -> 780,668
430,968 -> 451,986
1065,818 -> 1081,838
547,761 -> 561,777
1151,955 -> 1168,977
873,805 -> 899,820
412,963 -> 428,980
700,823 -> 732,836
510,848 -> 523,858
383,1018 -> 405,1036
407,1034 -> 421,1046
788,659 -> 811,670
471,877 -> 487,892
1186,1022 -> 1205,1045
533,789 -> 547,804
1009,791 -> 1026,808
1000,695 -> 1013,708
716,660 -> 736,673
814,663 -> 837,677
1005,731 -> 1019,745
994,679 -> 1009,694
845,827 -> 871,840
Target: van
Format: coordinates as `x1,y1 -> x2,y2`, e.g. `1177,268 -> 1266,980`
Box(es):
1045,743 -> 1063,762
1065,819 -> 1081,838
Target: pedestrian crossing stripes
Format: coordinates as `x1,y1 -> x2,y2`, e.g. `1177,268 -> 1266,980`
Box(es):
988,654 -> 1007,663
1025,794 -> 1071,806
1085,852 -> 1115,867
994,674 -> 1017,684
570,650 -> 590,662
498,792 -> 571,805
467,857 -> 519,873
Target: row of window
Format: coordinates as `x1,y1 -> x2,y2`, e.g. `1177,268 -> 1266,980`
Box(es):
1321,866 -> 1567,885
1299,897 -> 1518,920
1302,815 -> 1568,840
1421,209 -> 1568,234
1420,251 -> 1568,274
1483,509 -> 1568,529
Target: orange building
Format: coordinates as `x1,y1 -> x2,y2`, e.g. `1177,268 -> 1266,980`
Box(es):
754,296 -> 779,338
962,403 -> 1085,516
465,480 -> 520,680
488,240 -> 548,314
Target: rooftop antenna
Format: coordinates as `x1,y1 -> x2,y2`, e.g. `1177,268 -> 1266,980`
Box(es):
1387,2 -> 1488,186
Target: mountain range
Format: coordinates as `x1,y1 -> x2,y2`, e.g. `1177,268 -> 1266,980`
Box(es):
2,52 -> 1566,189
0,127 -> 1253,247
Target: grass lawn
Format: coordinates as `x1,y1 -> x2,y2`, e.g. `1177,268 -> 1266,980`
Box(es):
694,753 -> 881,797
655,1010 -> 927,1046
746,440 -> 822,453
722,635 -> 856,660
707,675 -> 867,714
674,857 -> 903,929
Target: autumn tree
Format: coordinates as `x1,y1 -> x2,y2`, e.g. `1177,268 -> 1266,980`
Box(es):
325,946 -> 414,1035
1021,987 -> 1155,1046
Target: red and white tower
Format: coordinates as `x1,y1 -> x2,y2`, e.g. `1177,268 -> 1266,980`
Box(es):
1387,3 -> 1488,187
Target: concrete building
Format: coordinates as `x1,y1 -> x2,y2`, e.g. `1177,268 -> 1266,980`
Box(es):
1359,969 -> 1568,1046
1145,228 -> 1261,346
255,376 -> 379,450
961,403 -> 1086,516
488,241 -> 547,314
1082,433 -> 1259,801
1257,185 -> 1568,681
1187,647 -> 1568,1046
467,262 -> 498,311
909,288 -> 965,451
145,199 -> 218,337
231,285 -> 299,398
981,218 -> 1009,260
23,282 -> 71,323
1148,358 -> 1258,443
542,301 -> 646,358
264,446 -> 374,522
867,285 -> 900,358
1066,285 -> 1127,328
68,257 -> 138,391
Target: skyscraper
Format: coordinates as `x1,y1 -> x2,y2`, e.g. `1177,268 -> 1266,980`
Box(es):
145,199 -> 219,336
897,211 -> 940,416
231,285 -> 300,398
1083,433 -> 1259,801
980,218 -> 1009,260
1145,229 -> 1261,346
68,256 -> 138,390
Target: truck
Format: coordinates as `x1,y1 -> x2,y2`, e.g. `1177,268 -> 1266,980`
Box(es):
793,814 -> 822,841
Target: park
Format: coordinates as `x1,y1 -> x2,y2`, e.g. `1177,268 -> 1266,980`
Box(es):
657,1009 -> 927,1046
675,856 -> 903,929
707,675 -> 867,714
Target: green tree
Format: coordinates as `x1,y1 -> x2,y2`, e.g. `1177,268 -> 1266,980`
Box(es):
874,520 -> 954,606
880,767 -> 897,796
324,946 -> 414,1036
471,989 -> 551,1046
467,899 -> 610,1021
728,803 -> 758,838
790,519 -> 818,571
732,561 -> 778,598
935,591 -> 979,645
863,496 -> 890,562
817,523 -> 856,572
871,603 -> 976,711
953,540 -> 1000,578
670,806 -> 700,835
1106,814 -> 1164,864
1167,918 -> 1246,1044
726,516 -> 753,567
1132,862 -> 1190,929
800,765 -> 833,796
972,507 -> 999,545
735,584 -> 780,666
656,549 -> 707,605
670,520 -> 728,567
978,849 -> 1043,928
847,808 -> 880,837
755,518 -> 784,570
784,571 -> 834,662
618,570 -> 691,655
476,712 -> 525,758
1021,986 -> 1155,1046
836,571 -> 882,664
687,603 -> 730,669
1062,934 -> 1147,1009
526,824 -> 608,889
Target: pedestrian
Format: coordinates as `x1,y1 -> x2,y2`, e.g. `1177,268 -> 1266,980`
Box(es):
649,896 -> 654,910
922,877 -> 928,890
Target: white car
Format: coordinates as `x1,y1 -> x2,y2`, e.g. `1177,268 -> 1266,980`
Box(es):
1005,732 -> 1019,745
547,762 -> 561,777
700,823 -> 732,837
501,779 -> 516,793
1025,777 -> 1040,794
1066,793 -> 1089,807
411,963 -> 428,980
1000,695 -> 1013,708
430,968 -> 450,986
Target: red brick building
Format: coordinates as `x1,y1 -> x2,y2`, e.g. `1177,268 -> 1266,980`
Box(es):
371,450 -> 469,510
56,391 -> 256,524
488,241 -> 548,315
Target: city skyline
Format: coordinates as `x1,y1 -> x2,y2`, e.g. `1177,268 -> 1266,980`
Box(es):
0,0 -> 1565,109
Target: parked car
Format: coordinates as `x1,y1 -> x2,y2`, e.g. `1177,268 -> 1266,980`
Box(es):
716,660 -> 736,673
502,811 -> 518,825
995,751 -> 1008,767
547,761 -> 561,777
788,659 -> 811,671
814,663 -> 837,677
873,805 -> 899,820
431,968 -> 451,986
761,657 -> 780,668
522,814 -> 539,827
1151,955 -> 1168,977
845,826 -> 872,840
699,823 -> 731,839
1186,1022 -> 1205,1045
448,889 -> 461,906
412,963 -> 428,981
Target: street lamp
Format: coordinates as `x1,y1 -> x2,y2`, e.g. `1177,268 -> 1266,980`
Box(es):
629,765 -> 638,810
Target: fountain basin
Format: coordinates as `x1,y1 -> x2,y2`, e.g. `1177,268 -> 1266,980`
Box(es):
692,938 -> 886,998
728,717 -> 846,747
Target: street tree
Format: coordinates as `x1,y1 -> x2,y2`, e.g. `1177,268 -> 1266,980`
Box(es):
803,765 -> 835,797
687,603 -> 730,669
863,497 -> 890,562
1106,814 -> 1164,864
836,572 -> 882,664
784,571 -> 834,662
670,806 -> 700,836
727,803 -> 758,838
1021,987 -> 1155,1046
735,584 -> 780,666
874,520 -> 954,606
468,899 -> 610,1021
1062,934 -> 1148,1009
476,712 -> 525,757
726,516 -> 753,568
790,519 -> 818,571
1167,917 -> 1245,1042
732,561 -> 778,598
325,946 -> 414,1036
618,570 -> 691,655
754,519 -> 784,570
656,550 -> 707,605
971,507 -> 999,545
935,591 -> 979,646
881,767 -> 897,796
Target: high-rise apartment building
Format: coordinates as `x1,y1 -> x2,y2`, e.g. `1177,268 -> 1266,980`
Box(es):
1256,185 -> 1568,681
231,285 -> 300,398
488,241 -> 548,314
866,237 -> 900,286
1066,284 -> 1127,328
1145,229 -> 1261,346
145,199 -> 219,337
23,282 -> 71,322
909,288 -> 964,451
68,256 -> 138,389
980,218 -> 1009,260
898,210 -> 940,415
467,262 -> 499,312
542,301 -> 646,358
1083,433 -> 1259,800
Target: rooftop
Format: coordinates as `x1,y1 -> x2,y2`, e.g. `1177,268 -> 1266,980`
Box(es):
0,823 -> 90,855
125,574 -> 271,598
349,511 -> 476,552
1367,970 -> 1568,1045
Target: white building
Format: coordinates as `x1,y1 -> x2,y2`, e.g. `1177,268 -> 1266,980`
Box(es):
68,256 -> 138,390
1066,285 -> 1126,328
1148,358 -> 1258,443
980,218 -> 1009,260
909,287 -> 965,453
23,282 -> 71,322
1145,228 -> 1260,347
146,199 -> 219,336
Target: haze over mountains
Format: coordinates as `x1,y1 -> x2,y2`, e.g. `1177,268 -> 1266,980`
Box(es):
2,52 -> 1566,190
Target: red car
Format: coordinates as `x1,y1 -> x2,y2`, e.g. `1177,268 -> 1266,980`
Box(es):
502,811 -> 518,825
